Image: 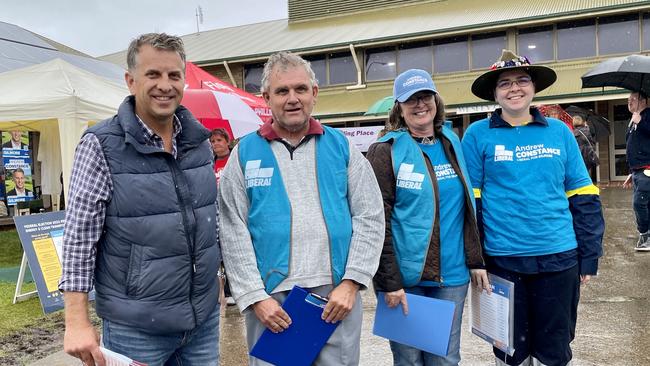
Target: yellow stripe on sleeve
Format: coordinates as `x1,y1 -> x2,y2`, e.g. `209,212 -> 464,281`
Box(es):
473,188 -> 481,198
566,184 -> 600,197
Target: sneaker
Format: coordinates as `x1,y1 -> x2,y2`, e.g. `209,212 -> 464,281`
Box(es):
226,296 -> 236,306
635,232 -> 650,251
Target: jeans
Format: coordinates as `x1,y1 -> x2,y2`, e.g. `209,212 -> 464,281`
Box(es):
102,304 -> 220,366
389,283 -> 469,366
633,170 -> 650,234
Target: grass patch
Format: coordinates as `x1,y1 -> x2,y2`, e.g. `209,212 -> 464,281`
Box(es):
0,280 -> 53,336
0,230 -> 22,268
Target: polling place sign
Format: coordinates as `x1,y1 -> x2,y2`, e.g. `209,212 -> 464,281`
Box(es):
336,126 -> 383,152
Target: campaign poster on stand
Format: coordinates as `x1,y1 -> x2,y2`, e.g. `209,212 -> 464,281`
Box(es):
4,160 -> 34,206
14,211 -> 94,314
3,131 -> 33,206
2,131 -> 29,151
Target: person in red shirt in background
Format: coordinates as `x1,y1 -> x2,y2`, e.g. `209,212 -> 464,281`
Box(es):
210,128 -> 231,182
210,127 -> 235,305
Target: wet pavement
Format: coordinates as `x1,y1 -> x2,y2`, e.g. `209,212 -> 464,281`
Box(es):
217,187 -> 650,366
33,187 -> 650,365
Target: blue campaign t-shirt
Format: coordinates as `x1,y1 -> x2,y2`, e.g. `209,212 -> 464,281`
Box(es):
418,142 -> 469,287
461,111 -> 593,257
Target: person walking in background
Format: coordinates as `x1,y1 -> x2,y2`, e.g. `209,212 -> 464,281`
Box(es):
59,33 -> 221,366
623,92 -> 650,251
210,127 -> 231,182
366,69 -> 488,366
218,51 -> 384,365
462,50 -> 604,366
571,113 -> 599,183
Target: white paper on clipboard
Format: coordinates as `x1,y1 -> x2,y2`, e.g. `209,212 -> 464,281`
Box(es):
469,273 -> 515,356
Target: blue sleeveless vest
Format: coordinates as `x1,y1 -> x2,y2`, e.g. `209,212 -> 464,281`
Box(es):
379,127 -> 475,286
237,126 -> 352,293
91,96 -> 219,334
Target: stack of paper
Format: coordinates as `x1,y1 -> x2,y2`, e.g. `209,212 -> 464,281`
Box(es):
100,347 -> 147,366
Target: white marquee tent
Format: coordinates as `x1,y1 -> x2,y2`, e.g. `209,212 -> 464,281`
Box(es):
0,58 -> 128,196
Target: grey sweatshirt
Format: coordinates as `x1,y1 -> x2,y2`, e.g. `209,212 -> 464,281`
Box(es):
218,136 -> 384,312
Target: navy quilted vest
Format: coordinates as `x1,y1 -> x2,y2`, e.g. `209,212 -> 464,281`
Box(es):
90,96 -> 219,334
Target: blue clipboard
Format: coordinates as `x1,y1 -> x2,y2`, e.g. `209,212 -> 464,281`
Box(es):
373,292 -> 455,357
250,286 -> 339,366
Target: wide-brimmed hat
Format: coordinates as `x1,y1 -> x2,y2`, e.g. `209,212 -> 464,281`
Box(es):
393,69 -> 438,103
471,49 -> 557,101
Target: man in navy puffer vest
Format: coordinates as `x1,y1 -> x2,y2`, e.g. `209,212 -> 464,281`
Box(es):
59,33 -> 220,366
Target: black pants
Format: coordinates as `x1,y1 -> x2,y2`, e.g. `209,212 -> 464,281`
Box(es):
488,263 -> 580,366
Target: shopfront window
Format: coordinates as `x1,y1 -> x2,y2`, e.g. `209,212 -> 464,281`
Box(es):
557,19 -> 596,60
304,55 -> 327,87
518,25 -> 554,62
244,63 -> 264,93
447,115 -> 464,137
329,52 -> 356,85
642,13 -> 650,50
433,36 -> 468,74
612,103 -> 631,177
471,32 -> 507,69
398,43 -> 433,74
365,47 -> 397,81
599,14 -> 639,55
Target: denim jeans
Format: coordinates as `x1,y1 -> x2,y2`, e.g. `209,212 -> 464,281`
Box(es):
388,283 -> 469,366
102,304 -> 220,366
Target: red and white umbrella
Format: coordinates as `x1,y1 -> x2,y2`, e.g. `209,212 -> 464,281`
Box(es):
182,89 -> 264,138
184,61 -> 271,122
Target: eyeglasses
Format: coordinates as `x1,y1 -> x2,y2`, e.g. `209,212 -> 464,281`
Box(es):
402,93 -> 434,106
496,76 -> 532,90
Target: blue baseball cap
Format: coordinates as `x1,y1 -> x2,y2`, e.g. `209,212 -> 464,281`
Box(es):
393,69 -> 437,103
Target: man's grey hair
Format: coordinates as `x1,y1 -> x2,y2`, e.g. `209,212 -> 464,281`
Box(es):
260,51 -> 318,93
126,33 -> 186,72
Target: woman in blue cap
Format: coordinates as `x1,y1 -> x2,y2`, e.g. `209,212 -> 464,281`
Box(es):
461,50 -> 604,366
366,69 -> 488,366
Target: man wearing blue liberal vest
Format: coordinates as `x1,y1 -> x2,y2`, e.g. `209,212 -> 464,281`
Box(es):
462,50 -> 604,366
218,51 -> 385,365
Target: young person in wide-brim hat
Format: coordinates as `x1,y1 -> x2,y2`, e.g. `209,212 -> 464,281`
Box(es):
461,50 -> 605,366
